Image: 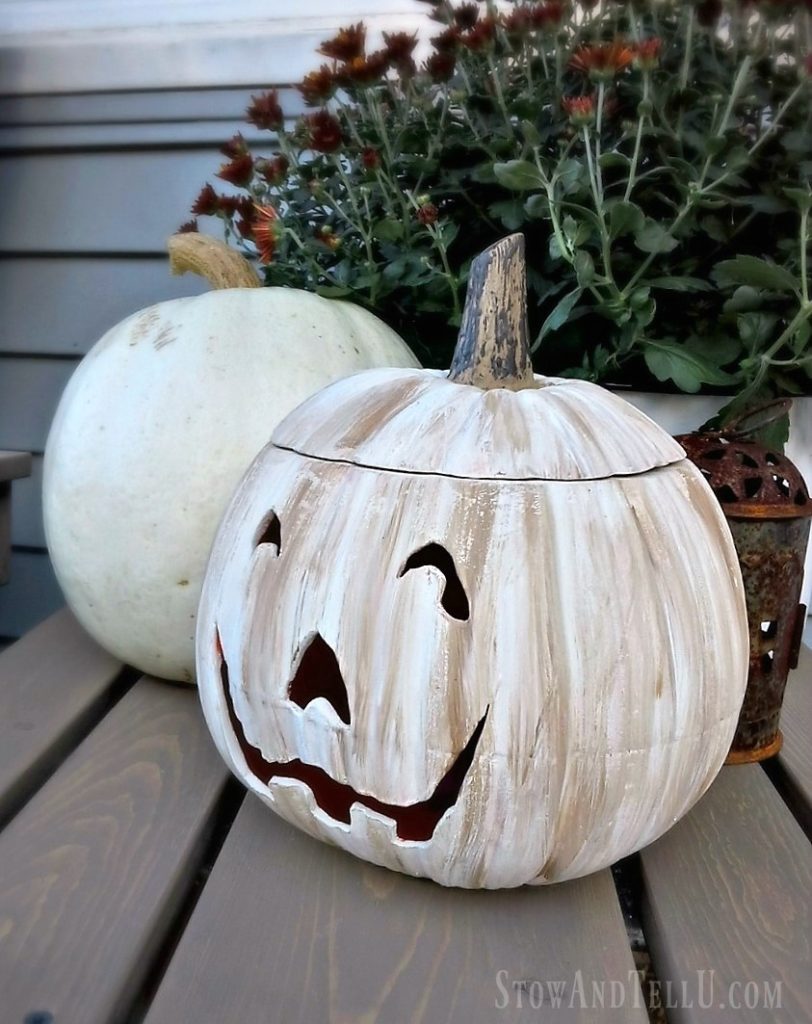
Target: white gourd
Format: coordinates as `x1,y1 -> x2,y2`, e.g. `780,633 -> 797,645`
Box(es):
43,234 -> 419,682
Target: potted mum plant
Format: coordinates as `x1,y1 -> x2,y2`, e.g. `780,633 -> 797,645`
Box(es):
184,0 -> 811,446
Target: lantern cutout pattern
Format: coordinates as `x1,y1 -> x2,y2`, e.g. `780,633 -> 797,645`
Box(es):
197,235 -> 749,889
677,427 -> 811,763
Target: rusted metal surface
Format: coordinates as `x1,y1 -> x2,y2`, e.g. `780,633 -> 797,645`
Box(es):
677,432 -> 811,520
677,429 -> 811,763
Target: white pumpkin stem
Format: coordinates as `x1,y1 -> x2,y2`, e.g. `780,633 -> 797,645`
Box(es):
448,233 -> 535,391
167,233 -> 261,290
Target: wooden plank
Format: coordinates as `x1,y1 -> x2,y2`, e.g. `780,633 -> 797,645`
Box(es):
0,449 -> 32,482
146,795 -> 647,1024
640,765 -> 812,1023
772,644 -> 812,835
0,549 -> 64,638
0,356 -> 75,452
0,676 -> 231,1024
0,151 -> 242,254
9,452 -> 43,548
0,608 -> 122,821
0,450 -> 32,580
0,257 -> 207,357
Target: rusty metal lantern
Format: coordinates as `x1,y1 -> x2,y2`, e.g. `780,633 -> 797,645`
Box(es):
677,410 -> 811,763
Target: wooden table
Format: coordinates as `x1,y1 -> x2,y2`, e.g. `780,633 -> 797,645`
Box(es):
0,450 -> 32,584
0,609 -> 810,1024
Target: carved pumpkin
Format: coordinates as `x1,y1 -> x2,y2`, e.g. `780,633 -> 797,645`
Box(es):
43,235 -> 418,682
197,235 -> 748,888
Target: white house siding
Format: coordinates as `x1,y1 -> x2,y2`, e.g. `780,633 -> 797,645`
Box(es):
0,2 -> 425,640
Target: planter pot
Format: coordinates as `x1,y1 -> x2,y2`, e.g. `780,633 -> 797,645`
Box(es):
621,392 -> 812,610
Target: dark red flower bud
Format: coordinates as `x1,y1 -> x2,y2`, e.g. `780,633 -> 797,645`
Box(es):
299,65 -> 337,106
426,51 -> 457,81
416,202 -> 439,225
246,90 -> 284,131
216,196 -> 242,216
191,183 -> 220,217
383,30 -> 418,61
305,110 -> 344,153
216,153 -> 254,187
460,17 -> 497,51
362,146 -> 381,170
454,2 -> 480,29
219,133 -> 248,158
258,154 -> 290,185
339,51 -> 390,86
318,23 -> 366,62
177,219 -> 199,234
431,27 -> 460,52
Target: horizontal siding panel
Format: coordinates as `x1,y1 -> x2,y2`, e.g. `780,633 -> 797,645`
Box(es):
0,356 -> 75,452
0,151 -> 239,253
0,87 -> 305,128
10,453 -> 44,549
0,257 -> 208,356
0,549 -> 63,639
0,1 -> 424,35
0,14 -> 424,95
0,121 -> 276,151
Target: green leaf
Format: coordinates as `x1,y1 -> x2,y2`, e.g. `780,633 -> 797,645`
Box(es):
488,199 -> 525,231
439,221 -> 459,247
563,215 -> 590,247
524,193 -> 549,219
701,215 -> 728,243
470,163 -> 497,184
554,158 -> 585,194
684,333 -> 742,365
784,186 -> 812,212
548,233 -> 565,260
737,312 -> 780,350
643,341 -> 736,394
745,194 -> 791,214
781,130 -> 812,155
315,285 -> 353,298
533,288 -> 583,352
371,219 -> 403,242
646,276 -> 714,292
598,151 -> 630,170
634,219 -> 679,254
493,159 -> 545,191
723,286 -> 763,313
791,318 -> 811,356
574,250 -> 595,287
713,255 -> 798,293
520,120 -> 541,146
608,200 -> 644,239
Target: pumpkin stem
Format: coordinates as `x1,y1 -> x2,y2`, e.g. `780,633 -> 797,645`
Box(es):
447,233 -> 535,391
167,233 -> 261,290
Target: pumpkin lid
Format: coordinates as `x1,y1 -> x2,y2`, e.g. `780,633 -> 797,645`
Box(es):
272,234 -> 685,482
271,368 -> 684,481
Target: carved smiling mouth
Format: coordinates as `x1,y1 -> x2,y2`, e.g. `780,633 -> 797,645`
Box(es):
217,640 -> 487,843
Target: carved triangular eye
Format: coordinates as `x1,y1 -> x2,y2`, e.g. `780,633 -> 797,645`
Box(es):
254,511 -> 281,554
399,543 -> 470,621
288,634 -> 351,724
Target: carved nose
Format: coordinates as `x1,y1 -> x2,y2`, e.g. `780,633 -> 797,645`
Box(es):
288,633 -> 351,724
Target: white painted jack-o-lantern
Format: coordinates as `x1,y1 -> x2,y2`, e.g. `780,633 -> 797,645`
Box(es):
197,235 -> 748,888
